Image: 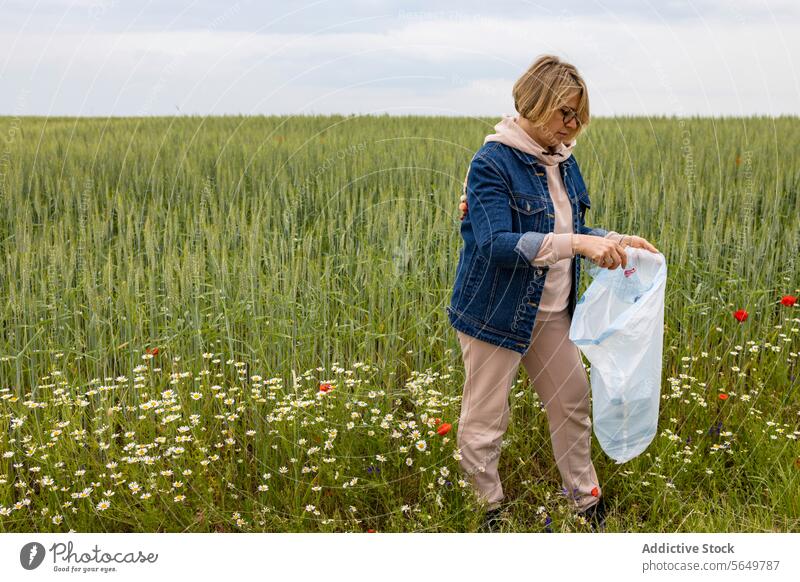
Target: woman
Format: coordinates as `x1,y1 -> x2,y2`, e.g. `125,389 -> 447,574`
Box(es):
446,54 -> 659,532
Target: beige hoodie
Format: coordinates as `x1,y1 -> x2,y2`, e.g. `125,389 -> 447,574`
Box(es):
482,114 -> 625,319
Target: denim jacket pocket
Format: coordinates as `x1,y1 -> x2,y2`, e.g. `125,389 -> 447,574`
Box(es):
460,251 -> 488,306
508,192 -> 547,232
576,189 -> 591,222
576,188 -> 591,208
486,263 -> 531,332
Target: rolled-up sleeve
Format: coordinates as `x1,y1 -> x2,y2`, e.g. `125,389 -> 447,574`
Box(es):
467,153 -> 545,268
529,232 -> 575,266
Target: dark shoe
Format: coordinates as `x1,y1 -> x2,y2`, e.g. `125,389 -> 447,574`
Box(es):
479,506 -> 505,533
578,497 -> 607,531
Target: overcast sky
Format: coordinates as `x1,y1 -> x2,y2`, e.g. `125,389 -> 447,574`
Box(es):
1,0 -> 798,117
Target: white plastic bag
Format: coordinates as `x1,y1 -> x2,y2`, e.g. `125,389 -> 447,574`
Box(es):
569,247 -> 668,464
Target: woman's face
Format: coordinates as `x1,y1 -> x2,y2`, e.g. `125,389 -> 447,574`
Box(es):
528,91 -> 582,147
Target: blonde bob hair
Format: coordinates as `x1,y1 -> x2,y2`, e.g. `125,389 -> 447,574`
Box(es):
512,54 -> 590,133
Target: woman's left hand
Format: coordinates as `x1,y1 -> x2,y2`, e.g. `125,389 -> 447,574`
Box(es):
622,235 -> 659,254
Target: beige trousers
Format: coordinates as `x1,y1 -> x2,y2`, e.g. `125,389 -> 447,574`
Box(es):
455,307 -> 602,512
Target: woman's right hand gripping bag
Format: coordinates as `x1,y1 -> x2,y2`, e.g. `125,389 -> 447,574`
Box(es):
569,247 -> 668,464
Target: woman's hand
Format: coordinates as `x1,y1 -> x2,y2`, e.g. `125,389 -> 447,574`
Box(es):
620,235 -> 659,254
574,234 -> 661,270
573,235 -> 628,270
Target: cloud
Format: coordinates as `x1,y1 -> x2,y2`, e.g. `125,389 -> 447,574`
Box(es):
1,5 -> 798,116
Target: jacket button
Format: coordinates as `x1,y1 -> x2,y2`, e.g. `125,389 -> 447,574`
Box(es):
534,268 -> 544,277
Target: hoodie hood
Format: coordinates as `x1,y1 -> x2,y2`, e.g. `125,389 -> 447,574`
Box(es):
484,114 -> 576,167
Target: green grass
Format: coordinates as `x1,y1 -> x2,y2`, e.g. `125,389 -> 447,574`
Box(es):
0,114 -> 798,532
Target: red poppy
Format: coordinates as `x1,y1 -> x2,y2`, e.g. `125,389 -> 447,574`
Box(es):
433,417 -> 442,426
780,295 -> 797,307
367,529 -> 376,533
718,393 -> 729,400
733,309 -> 748,322
591,486 -> 599,497
436,422 -> 452,436
146,347 -> 159,356
319,383 -> 332,393
735,156 -> 742,166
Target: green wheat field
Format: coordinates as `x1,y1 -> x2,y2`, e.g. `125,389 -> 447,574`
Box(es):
0,115 -> 798,533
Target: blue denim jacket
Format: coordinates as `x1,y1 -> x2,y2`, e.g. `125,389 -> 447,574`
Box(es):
446,141 -> 609,355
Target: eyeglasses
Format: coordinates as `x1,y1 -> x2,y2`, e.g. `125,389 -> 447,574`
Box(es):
560,106 -> 581,128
